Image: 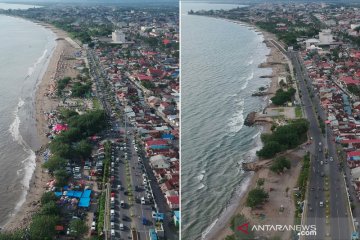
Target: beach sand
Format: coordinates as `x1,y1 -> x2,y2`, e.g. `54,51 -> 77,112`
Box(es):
206,21 -> 302,240
2,24 -> 79,232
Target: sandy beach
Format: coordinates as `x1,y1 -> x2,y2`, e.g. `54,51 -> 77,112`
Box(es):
2,23 -> 78,232
205,19 -> 302,240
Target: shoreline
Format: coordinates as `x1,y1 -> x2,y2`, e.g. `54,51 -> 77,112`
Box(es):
200,16 -> 287,240
2,21 -> 69,232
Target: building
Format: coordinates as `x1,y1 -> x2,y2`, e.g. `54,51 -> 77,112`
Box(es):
112,30 -> 126,43
319,29 -> 334,45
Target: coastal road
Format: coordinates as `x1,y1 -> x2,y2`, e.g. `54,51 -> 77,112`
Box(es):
289,51 -> 352,240
88,49 -> 178,239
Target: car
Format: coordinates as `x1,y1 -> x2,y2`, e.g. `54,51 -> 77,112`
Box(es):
310,187 -> 315,191
111,229 -> 115,237
120,223 -> 125,230
84,166 -> 91,170
319,201 -> 324,207
320,172 -> 325,177
330,157 -> 334,161
111,221 -> 115,229
142,217 -> 147,225
141,197 -> 146,205
122,215 -> 129,221
324,161 -> 328,164
117,185 -> 122,190
320,161 -> 323,165
120,200 -> 125,208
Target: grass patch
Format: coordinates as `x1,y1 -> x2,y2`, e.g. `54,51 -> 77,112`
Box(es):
295,106 -> 302,118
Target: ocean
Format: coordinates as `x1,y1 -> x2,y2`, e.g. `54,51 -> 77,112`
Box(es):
181,2 -> 272,239
0,6 -> 56,227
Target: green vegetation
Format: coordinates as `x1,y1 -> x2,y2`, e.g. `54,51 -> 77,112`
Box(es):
68,219 -> 88,238
41,201 -> 60,216
255,18 -> 320,47
271,87 -> 296,106
41,192 -> 58,205
42,155 -> 66,172
57,77 -> 71,96
257,119 -> 309,158
348,85 -> 360,97
295,106 -> 302,118
0,230 -> 24,240
246,188 -> 269,208
294,153 -> 311,222
257,178 -> 265,187
297,153 -> 311,201
29,214 -> 59,240
97,192 -> 106,234
141,80 -> 156,89
72,82 -> 92,98
318,115 -> 325,134
270,156 -> 291,173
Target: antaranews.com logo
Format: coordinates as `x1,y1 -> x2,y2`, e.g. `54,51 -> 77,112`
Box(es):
236,222 -> 316,239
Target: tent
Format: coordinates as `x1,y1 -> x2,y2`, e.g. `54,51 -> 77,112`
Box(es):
78,197 -> 91,207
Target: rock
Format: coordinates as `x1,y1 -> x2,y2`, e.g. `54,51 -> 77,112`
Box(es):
244,112 -> 256,126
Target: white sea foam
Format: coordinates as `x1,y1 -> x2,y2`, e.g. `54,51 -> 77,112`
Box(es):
8,98 -> 36,213
247,59 -> 254,66
197,183 -> 205,190
201,173 -> 254,239
241,72 -> 254,90
26,49 -> 48,78
197,174 -> 204,181
201,218 -> 219,240
228,99 -> 245,133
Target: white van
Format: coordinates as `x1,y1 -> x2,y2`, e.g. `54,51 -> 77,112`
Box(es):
110,209 -> 115,216
111,229 -> 115,237
120,223 -> 124,231
141,197 -> 146,205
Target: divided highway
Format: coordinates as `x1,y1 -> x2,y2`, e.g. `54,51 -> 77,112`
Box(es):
288,50 -> 353,240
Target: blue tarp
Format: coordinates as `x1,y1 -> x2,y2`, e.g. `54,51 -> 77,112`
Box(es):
152,212 -> 165,221
162,134 -> 174,140
174,211 -> 180,220
82,189 -> 92,198
55,192 -> 62,197
150,145 -> 169,150
149,229 -> 158,240
78,197 -> 90,207
66,191 -> 82,198
349,156 -> 360,161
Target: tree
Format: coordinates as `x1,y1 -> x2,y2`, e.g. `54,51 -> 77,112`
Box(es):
257,178 -> 265,187
0,230 -> 24,240
271,87 -> 296,105
256,141 -> 282,158
246,188 -> 269,208
74,139 -> 93,159
54,169 -> 70,187
42,155 -> 66,172
270,156 -> 291,173
49,139 -> 72,159
69,219 -> 88,238
41,201 -> 60,216
59,108 -> 79,121
29,214 -> 59,240
41,192 -> 58,205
